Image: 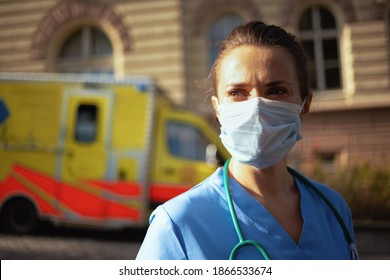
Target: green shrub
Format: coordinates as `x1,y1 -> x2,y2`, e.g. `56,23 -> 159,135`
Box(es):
308,162 -> 390,221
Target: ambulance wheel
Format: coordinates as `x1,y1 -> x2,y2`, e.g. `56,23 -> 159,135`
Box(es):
2,198 -> 39,234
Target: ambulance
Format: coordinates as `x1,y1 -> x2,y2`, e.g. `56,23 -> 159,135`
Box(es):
0,73 -> 229,233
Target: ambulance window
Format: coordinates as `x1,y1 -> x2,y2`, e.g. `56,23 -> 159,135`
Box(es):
167,122 -> 209,161
75,104 -> 98,143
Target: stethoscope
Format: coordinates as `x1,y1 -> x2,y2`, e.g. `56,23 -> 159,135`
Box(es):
223,158 -> 359,260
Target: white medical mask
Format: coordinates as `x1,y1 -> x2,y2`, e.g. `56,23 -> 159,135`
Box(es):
217,97 -> 304,169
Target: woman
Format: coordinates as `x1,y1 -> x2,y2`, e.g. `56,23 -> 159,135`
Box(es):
136,21 -> 358,260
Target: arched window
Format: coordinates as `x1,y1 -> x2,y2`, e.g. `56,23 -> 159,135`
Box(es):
208,14 -> 244,68
299,6 -> 341,90
57,26 -> 113,74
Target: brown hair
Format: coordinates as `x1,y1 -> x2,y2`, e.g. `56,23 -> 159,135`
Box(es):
207,21 -> 311,100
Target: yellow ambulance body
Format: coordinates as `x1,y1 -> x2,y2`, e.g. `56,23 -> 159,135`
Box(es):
0,73 -> 229,233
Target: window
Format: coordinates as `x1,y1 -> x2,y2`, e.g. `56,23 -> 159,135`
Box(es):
167,122 -> 210,161
57,26 -> 113,74
0,97 -> 9,123
315,150 -> 339,172
208,14 -> 244,68
75,104 -> 98,143
299,6 -> 341,90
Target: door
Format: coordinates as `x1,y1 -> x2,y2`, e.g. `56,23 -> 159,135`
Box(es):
59,91 -> 111,220
151,109 -> 226,204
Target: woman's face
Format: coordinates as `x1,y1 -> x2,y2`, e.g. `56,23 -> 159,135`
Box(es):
212,44 -> 311,119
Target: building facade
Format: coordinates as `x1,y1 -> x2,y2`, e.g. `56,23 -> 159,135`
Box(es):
1,0 -> 390,171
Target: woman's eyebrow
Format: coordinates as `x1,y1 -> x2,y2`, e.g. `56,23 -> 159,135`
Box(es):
265,80 -> 293,87
225,82 -> 251,88
224,81 -> 293,89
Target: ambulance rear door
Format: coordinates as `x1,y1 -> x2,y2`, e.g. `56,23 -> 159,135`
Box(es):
57,89 -> 112,222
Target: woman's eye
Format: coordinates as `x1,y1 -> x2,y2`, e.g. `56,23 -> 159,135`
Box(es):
228,90 -> 247,97
268,88 -> 288,95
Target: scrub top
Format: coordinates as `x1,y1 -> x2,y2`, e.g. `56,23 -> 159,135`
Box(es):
136,167 -> 356,260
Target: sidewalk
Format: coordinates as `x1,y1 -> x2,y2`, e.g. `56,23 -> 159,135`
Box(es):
353,221 -> 390,260
353,220 -> 390,229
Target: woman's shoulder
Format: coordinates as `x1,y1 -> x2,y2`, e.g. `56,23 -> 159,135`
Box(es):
298,173 -> 351,215
307,177 -> 345,200
153,167 -> 226,221
138,167 -> 229,260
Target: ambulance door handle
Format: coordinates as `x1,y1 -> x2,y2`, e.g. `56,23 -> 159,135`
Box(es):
66,151 -> 73,159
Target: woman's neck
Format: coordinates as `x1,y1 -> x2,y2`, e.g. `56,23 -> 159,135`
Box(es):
227,158 -> 303,243
228,158 -> 303,243
228,158 -> 295,199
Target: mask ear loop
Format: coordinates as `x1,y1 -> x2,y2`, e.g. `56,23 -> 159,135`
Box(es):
299,96 -> 307,113
223,158 -> 271,260
299,96 -> 310,122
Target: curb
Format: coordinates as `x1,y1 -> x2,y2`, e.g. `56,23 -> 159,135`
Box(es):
353,220 -> 390,229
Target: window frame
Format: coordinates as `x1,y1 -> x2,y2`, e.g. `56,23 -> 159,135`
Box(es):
298,5 -> 342,91
57,25 -> 114,74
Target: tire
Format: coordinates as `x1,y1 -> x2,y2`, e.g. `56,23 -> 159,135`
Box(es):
2,198 -> 39,234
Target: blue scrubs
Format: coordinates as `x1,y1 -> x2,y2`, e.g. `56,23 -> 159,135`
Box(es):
136,168 -> 356,260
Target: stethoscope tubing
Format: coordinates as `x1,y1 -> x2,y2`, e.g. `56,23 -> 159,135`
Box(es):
223,158 -> 357,260
223,158 -> 271,260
